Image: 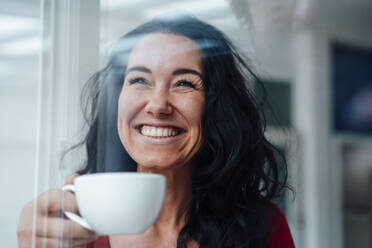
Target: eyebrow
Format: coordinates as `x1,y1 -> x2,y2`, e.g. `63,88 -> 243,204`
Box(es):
126,66 -> 202,78
126,66 -> 151,74
173,68 -> 202,78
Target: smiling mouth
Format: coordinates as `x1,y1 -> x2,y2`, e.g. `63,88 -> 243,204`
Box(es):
136,125 -> 184,138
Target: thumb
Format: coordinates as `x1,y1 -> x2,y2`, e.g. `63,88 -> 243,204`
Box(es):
62,173 -> 80,187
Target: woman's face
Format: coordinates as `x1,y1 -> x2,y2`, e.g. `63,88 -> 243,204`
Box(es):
117,33 -> 205,171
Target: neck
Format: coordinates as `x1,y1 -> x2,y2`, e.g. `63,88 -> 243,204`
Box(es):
137,164 -> 192,236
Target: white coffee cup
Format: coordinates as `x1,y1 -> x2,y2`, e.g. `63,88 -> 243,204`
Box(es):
61,172 -> 166,235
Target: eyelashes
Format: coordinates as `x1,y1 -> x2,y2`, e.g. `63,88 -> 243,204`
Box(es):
175,80 -> 196,89
128,77 -> 147,85
126,76 -> 200,89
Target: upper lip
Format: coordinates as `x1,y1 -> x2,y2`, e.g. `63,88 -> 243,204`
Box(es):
134,122 -> 186,131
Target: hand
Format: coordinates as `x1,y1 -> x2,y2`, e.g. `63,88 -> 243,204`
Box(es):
17,173 -> 98,248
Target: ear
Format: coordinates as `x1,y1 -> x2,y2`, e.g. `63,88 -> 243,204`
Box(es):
61,173 -> 80,186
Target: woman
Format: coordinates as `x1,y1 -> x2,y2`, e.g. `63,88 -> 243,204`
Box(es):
18,15 -> 294,248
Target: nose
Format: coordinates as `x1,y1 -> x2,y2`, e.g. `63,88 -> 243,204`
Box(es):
144,88 -> 173,118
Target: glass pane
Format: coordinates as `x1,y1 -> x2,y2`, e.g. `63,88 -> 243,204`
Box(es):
0,1 -> 40,247
8,1 -> 301,248
5,1 -> 372,248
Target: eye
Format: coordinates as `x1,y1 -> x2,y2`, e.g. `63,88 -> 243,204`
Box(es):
128,77 -> 147,85
176,80 -> 196,89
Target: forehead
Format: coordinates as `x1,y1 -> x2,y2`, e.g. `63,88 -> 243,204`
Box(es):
127,33 -> 202,72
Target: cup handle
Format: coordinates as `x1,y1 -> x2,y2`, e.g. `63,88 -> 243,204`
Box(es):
61,185 -> 94,231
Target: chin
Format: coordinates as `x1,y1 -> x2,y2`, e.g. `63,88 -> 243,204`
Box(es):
135,158 -> 186,172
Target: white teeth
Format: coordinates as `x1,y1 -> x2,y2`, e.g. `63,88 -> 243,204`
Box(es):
163,129 -> 168,136
140,125 -> 180,138
156,129 -> 162,136
144,128 -> 150,136
151,128 -> 156,136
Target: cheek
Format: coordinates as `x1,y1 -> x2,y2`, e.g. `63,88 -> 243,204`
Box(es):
178,94 -> 204,133
190,95 -> 205,124
117,91 -> 128,129
117,88 -> 142,139
183,95 -> 205,160
118,87 -> 142,120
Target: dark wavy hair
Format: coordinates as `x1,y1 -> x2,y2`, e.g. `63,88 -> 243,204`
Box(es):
75,15 -> 290,248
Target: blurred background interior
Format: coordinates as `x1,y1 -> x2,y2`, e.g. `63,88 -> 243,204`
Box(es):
1,0 -> 372,247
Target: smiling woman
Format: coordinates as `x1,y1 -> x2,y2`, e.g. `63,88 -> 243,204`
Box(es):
17,15 -> 294,248
118,33 -> 205,172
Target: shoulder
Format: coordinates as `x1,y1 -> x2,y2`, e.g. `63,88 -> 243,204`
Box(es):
266,203 -> 295,248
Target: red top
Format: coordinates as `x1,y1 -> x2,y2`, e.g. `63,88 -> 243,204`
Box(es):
87,205 -> 295,248
266,205 -> 295,248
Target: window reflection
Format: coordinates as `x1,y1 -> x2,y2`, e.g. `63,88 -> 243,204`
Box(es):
0,3 -> 40,248
2,0 -> 372,248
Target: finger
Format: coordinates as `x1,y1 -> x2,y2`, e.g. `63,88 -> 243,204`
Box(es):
18,201 -> 37,242
62,173 -> 80,187
35,216 -> 98,239
35,237 -> 70,248
36,189 -> 79,215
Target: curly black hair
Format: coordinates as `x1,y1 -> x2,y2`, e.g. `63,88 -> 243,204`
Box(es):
74,15 -> 290,248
